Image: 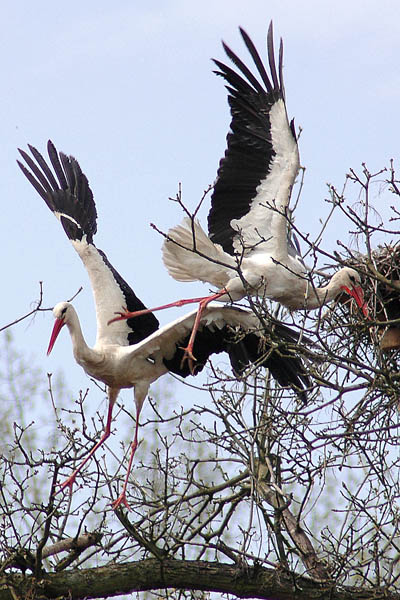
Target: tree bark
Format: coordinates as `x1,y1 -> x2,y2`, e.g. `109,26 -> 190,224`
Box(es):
1,559 -> 399,600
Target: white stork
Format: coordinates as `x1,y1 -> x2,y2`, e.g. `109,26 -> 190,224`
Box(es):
114,22 -> 368,365
18,141 -> 309,510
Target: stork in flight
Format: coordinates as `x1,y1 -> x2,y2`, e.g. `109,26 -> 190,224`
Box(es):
18,141 -> 309,510
114,22 -> 368,365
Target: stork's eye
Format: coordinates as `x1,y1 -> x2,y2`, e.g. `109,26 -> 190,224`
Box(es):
61,307 -> 68,316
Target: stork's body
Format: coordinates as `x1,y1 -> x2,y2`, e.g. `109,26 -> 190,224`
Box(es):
162,218 -> 365,310
18,141 -> 309,510
119,23 -> 367,360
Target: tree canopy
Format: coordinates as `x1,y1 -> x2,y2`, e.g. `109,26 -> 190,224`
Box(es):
1,164 -> 400,600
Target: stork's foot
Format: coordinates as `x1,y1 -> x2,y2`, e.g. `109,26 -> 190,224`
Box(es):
55,473 -> 77,496
179,346 -> 197,375
112,491 -> 131,511
108,306 -> 148,325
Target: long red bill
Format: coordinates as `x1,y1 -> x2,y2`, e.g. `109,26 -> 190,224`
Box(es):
342,285 -> 369,318
47,318 -> 66,355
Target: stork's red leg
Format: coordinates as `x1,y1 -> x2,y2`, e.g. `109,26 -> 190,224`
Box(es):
108,290 -> 228,373
107,294 -> 217,325
56,393 -> 117,495
112,402 -> 141,510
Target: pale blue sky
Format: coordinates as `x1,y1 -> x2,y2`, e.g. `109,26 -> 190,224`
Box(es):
2,0 -> 399,427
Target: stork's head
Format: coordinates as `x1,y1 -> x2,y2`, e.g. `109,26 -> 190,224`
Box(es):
47,301 -> 72,355
336,267 -> 369,317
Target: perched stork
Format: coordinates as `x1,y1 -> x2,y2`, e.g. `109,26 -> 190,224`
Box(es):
115,23 -> 368,364
18,141 -> 309,510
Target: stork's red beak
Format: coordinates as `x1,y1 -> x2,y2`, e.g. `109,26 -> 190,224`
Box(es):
47,318 -> 66,355
341,285 -> 369,318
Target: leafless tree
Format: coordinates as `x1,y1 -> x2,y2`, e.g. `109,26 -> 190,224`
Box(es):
1,163 -> 400,600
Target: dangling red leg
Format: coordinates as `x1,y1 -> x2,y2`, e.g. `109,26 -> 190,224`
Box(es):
56,390 -> 118,495
111,421 -> 139,510
112,393 -> 144,510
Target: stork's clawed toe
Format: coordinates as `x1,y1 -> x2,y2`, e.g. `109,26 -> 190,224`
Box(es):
179,346 -> 197,374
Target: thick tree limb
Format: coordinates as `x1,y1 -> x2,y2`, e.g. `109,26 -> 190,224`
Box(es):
253,461 -> 331,581
0,559 -> 399,600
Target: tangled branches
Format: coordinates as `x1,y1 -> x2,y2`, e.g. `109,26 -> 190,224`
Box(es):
1,163 -> 400,600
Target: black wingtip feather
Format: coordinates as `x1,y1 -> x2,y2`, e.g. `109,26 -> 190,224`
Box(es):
49,143 -> 70,191
278,38 -> 285,99
219,39 -> 269,96
29,143 -> 60,191
239,26 -> 276,93
266,22 -> 280,92
17,152 -> 55,210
